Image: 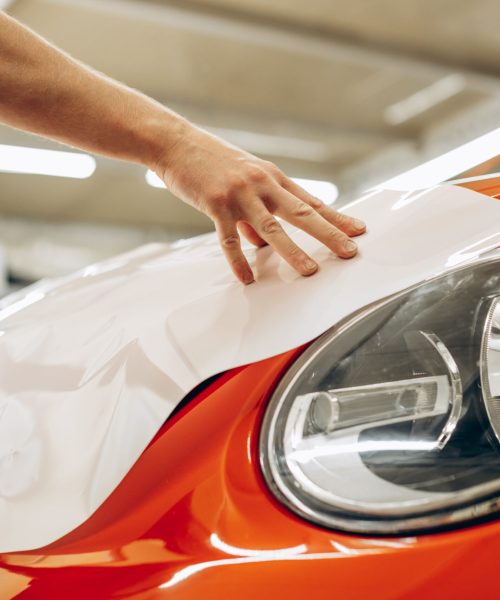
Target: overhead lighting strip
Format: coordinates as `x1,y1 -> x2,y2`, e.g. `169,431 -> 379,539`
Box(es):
0,144 -> 96,179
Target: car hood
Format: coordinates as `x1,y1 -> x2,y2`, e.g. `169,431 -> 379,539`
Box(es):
1,183 -> 499,552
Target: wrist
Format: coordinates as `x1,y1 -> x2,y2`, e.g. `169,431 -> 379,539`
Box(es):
125,101 -> 190,172
144,110 -> 193,181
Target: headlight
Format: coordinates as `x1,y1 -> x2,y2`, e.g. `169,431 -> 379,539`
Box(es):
260,257 -> 500,534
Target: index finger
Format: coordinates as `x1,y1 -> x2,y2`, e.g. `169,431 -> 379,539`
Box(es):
245,201 -> 319,277
283,178 -> 366,237
268,185 -> 359,259
215,216 -> 255,285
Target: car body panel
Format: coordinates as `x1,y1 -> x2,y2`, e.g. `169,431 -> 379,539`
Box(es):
1,184 -> 500,552
1,349 -> 500,599
1,139 -> 500,596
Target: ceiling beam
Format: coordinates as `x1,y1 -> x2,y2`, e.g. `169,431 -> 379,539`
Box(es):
88,0 -> 500,95
338,97 -> 500,198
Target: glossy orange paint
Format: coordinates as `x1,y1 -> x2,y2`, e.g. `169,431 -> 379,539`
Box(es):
1,178 -> 500,600
458,175 -> 500,199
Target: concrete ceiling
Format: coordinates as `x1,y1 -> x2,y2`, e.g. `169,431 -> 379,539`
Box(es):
180,0 -> 500,74
1,0 -> 500,233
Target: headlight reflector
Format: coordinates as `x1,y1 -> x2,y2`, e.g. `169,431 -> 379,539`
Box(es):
261,258 -> 500,534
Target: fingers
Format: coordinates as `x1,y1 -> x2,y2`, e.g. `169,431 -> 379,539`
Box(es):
210,164 -> 367,283
215,217 -> 254,285
267,185 -> 359,259
283,178 -> 366,237
246,203 -> 319,276
237,221 -> 267,248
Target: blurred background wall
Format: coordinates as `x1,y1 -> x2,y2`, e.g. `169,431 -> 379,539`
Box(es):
1,0 -> 500,287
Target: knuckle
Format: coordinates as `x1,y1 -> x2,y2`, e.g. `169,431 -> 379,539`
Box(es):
265,161 -> 283,178
221,234 -> 240,249
227,177 -> 248,197
291,202 -> 315,219
308,196 -> 324,209
333,210 -> 348,225
246,167 -> 268,185
206,191 -> 231,213
259,216 -> 282,235
326,228 -> 347,246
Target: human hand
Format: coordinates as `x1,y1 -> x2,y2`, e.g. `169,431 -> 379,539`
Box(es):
155,122 -> 366,284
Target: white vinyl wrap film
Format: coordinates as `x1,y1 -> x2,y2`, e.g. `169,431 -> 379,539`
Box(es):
0,184 -> 499,552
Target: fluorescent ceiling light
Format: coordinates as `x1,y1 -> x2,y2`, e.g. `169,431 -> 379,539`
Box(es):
0,145 -> 96,179
384,74 -> 466,126
378,127 -> 500,191
291,177 -> 338,205
146,170 -> 166,189
146,171 -> 338,205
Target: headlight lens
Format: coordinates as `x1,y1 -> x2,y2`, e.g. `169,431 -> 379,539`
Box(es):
260,257 -> 500,534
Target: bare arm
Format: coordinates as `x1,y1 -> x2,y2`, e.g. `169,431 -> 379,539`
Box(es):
0,11 -> 366,284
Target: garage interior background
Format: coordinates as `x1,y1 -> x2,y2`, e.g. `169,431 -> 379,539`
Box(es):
1,0 -> 500,291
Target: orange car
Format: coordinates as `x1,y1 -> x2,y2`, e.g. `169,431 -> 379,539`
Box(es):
1,131 -> 500,599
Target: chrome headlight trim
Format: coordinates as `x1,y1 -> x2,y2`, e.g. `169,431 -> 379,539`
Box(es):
260,254 -> 500,535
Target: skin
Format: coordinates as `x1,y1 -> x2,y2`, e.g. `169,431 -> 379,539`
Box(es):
0,11 -> 366,284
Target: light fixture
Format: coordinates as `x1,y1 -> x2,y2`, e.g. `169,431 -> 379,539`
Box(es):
384,74 -> 466,126
0,145 -> 96,179
145,171 -> 338,205
145,170 -> 165,189
291,177 -> 338,205
378,127 -> 500,191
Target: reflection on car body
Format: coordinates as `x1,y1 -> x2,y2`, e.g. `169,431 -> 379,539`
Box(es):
1,133 -> 500,598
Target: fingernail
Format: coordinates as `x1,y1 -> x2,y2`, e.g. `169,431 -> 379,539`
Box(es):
243,272 -> 255,285
343,240 -> 358,254
304,259 -> 318,272
353,219 -> 366,231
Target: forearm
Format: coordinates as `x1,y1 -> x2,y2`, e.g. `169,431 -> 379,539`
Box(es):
0,11 -> 366,284
0,11 -> 185,169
